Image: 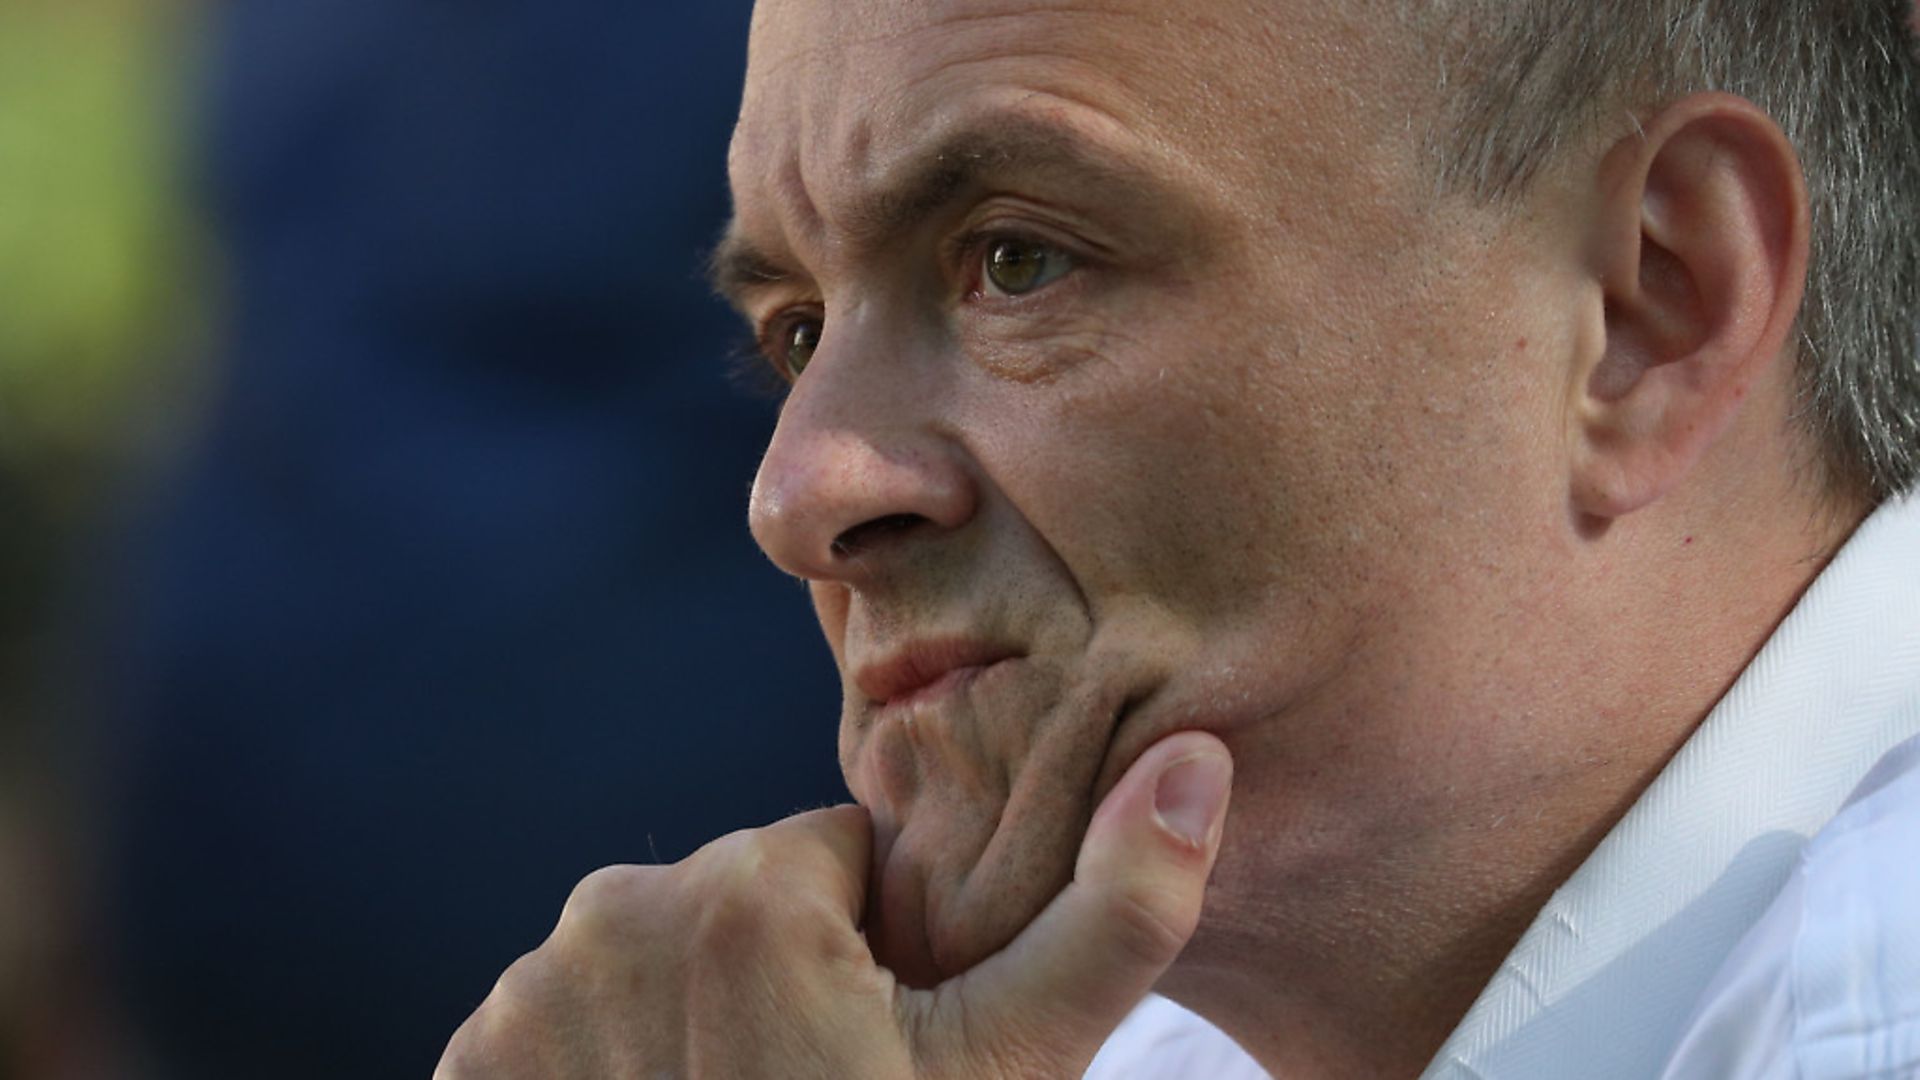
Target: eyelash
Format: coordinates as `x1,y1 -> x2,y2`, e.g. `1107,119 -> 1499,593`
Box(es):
753,307 -> 824,385
951,226 -> 1082,298
752,226 -> 1083,382
728,329 -> 804,398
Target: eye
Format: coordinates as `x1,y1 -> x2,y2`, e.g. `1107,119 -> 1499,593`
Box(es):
981,237 -> 1073,298
780,317 -> 823,378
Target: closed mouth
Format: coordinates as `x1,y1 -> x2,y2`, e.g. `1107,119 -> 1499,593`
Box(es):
854,639 -> 1024,709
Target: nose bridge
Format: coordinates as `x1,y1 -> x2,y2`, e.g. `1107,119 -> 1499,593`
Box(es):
748,314 -> 977,581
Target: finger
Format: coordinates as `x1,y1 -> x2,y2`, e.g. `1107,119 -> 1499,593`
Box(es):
773,804 -> 875,926
691,804 -> 875,929
925,731 -> 1233,1073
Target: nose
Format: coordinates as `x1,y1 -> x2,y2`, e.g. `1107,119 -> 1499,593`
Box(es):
748,330 -> 978,582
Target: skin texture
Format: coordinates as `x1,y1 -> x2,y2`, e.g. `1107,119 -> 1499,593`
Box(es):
438,732 -> 1233,1078
443,0 -> 1865,1075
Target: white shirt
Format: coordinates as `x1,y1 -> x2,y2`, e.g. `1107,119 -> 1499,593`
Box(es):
1658,734 -> 1920,1079
1088,493 -> 1920,1079
1084,995 -> 1271,1079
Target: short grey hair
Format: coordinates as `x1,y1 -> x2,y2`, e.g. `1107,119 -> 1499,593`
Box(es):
1406,1 -> 1920,502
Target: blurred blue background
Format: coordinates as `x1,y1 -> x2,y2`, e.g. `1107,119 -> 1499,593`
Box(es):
1,1 -> 845,1077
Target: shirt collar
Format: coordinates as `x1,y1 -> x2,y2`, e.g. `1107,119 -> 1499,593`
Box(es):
1425,492 -> 1920,1079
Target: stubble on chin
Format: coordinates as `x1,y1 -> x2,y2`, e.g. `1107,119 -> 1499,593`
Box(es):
848,646 -> 1166,984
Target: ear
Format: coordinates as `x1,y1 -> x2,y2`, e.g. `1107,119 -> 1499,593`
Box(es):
1569,93 -> 1810,521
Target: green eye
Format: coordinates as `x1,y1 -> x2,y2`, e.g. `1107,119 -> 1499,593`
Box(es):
785,319 -> 822,377
984,238 -> 1071,296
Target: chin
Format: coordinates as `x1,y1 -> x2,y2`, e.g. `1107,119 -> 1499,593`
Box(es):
860,771 -> 1097,987
843,639 -> 1178,984
862,807 -> 1088,987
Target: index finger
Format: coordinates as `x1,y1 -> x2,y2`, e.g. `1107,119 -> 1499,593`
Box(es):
690,803 -> 876,929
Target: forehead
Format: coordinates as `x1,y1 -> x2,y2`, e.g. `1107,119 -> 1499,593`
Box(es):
742,0 -> 1220,94
741,0 -> 1198,101
734,1 -> 1206,194
728,0 -> 1422,255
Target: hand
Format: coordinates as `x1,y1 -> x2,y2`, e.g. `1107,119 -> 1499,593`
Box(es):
434,731 -> 1233,1079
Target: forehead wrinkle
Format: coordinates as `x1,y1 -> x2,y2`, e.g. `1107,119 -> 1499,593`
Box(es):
729,1 -> 1238,299
712,121 -> 838,310
719,109 -> 1170,310
799,0 -> 1229,58
831,110 -> 1165,253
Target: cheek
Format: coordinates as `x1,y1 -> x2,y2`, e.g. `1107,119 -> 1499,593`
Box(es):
955,297 -> 1124,386
974,324 -> 1356,629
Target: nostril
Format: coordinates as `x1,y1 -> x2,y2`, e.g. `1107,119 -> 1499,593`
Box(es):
831,514 -> 926,559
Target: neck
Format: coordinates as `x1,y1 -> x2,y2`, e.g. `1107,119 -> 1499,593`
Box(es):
1162,750 -> 1652,1077
1162,487 -> 1863,1079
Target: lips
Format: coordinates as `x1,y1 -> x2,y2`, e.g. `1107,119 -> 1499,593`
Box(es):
853,639 -> 1022,708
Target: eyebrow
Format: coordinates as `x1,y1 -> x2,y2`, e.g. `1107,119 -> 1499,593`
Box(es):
707,115 -> 1164,310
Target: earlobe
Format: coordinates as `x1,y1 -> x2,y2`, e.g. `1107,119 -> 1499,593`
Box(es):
1569,94 -> 1811,522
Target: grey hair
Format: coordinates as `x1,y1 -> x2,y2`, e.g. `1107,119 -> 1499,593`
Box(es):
1404,1 -> 1920,502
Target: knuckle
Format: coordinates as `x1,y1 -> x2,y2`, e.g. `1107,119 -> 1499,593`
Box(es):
558,863 -> 656,937
566,863 -> 652,912
691,827 -> 781,883
690,818 -> 856,894
686,835 -> 832,956
689,873 -> 781,956
489,949 -> 548,1007
1096,884 -> 1190,969
687,830 -> 780,899
676,824 -> 858,962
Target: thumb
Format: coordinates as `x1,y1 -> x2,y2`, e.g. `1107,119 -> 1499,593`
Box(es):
929,731 -> 1233,1074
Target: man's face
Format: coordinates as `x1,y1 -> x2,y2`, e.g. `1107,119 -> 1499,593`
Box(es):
725,0 -> 1580,985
